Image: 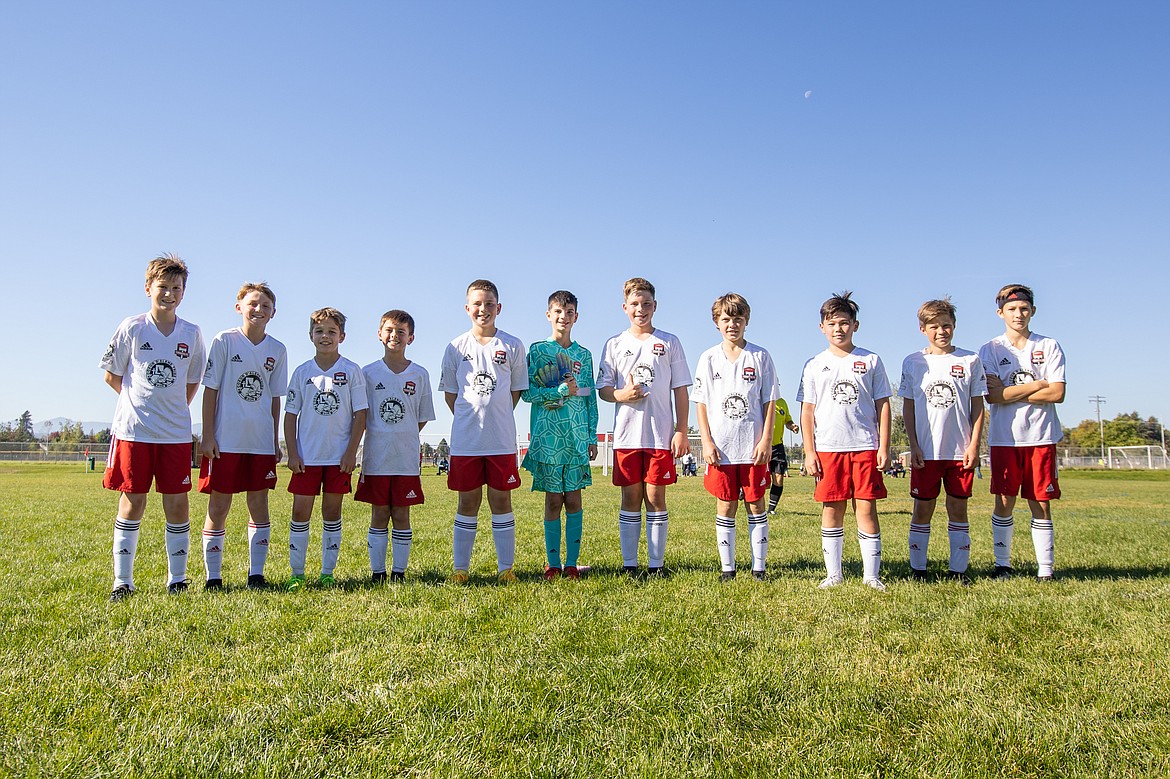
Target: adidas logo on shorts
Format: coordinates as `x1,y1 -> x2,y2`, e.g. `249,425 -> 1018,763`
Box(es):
507,475 -> 517,484
663,471 -> 672,478
265,471 -> 276,479
1046,484 -> 1055,493
406,490 -> 417,499
182,476 -> 191,485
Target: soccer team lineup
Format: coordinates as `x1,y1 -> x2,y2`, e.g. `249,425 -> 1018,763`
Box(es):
101,253 -> 1065,601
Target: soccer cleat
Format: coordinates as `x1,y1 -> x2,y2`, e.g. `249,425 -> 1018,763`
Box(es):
910,569 -> 929,582
647,567 -> 669,579
204,578 -> 224,592
317,573 -> 337,587
751,569 -> 766,581
1036,573 -> 1054,583
450,569 -> 470,585
949,571 -> 972,586
563,565 -> 581,580
817,574 -> 844,589
720,570 -> 737,582
286,575 -> 306,592
767,510 -> 777,517
109,584 -> 134,602
247,574 -> 268,590
371,571 -> 388,584
543,566 -> 561,581
993,565 -> 1014,580
167,581 -> 189,595
390,571 -> 406,582
497,568 -> 518,584
623,566 -> 639,578
863,578 -> 888,592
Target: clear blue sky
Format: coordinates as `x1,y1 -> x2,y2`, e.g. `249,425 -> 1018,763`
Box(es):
2,1 -> 1167,438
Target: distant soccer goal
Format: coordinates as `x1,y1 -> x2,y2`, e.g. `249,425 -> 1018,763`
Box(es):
1107,445 -> 1169,470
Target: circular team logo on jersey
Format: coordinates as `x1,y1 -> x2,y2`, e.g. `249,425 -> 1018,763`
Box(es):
102,342 -> 115,363
236,371 -> 265,402
145,359 -> 177,388
831,379 -> 860,405
380,397 -> 405,424
631,363 -> 655,386
925,380 -> 957,409
722,393 -> 749,420
1009,368 -> 1036,386
313,390 -> 340,416
472,372 -> 497,396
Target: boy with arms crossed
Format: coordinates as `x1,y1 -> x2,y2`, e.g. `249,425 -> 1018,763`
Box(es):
101,254 -> 206,600
900,298 -> 986,583
199,282 -> 288,590
767,398 -> 800,515
439,280 -> 527,584
284,308 -> 368,589
597,277 -> 691,577
357,309 -> 435,582
521,290 -> 599,581
798,291 -> 892,591
978,284 -> 1065,580
693,293 -> 779,581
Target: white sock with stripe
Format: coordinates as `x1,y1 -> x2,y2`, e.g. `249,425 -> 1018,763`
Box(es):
821,526 -> 844,579
748,512 -> 769,572
908,522 -> 931,572
164,521 -> 190,585
646,510 -> 668,568
321,519 -> 342,576
715,516 -> 736,572
113,517 -> 140,589
948,521 -> 971,573
203,528 -> 225,580
391,528 -> 413,574
858,530 -> 882,582
992,514 -> 1014,568
491,513 -> 516,572
453,514 -> 478,571
289,521 -> 310,577
618,511 -> 641,567
1031,518 -> 1054,577
367,526 -> 388,575
248,520 -> 270,577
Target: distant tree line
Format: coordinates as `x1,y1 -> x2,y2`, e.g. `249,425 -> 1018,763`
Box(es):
0,411 -> 112,444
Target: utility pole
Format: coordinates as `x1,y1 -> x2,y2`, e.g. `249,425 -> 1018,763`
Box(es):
1089,395 -> 1107,464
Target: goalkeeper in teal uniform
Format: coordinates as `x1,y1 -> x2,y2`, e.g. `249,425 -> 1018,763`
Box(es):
521,290 -> 599,580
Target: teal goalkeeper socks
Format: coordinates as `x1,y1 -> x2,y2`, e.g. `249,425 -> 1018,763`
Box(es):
564,511 -> 583,568
544,518 -> 562,568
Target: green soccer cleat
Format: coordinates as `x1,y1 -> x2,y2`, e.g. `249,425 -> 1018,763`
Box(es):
318,573 -> 337,587
286,575 -> 306,592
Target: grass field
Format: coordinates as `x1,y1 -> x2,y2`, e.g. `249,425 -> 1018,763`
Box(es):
2,464 -> 1169,778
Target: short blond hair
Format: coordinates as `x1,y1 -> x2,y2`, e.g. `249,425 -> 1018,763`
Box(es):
310,307 -> 346,334
467,279 -> 499,301
623,277 -> 655,299
917,297 -> 956,325
145,253 -> 188,285
238,282 -> 276,308
711,292 -> 751,322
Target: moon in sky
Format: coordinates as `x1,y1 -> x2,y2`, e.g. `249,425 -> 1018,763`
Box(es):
804,90 -> 813,98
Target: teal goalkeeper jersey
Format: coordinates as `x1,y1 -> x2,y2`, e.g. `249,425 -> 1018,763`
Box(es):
521,339 -> 599,465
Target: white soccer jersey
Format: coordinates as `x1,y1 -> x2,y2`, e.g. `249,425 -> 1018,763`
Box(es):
438,329 -> 527,457
285,356 -> 369,466
692,342 -> 780,464
362,360 -> 436,475
597,329 -> 692,450
797,347 -> 892,452
100,314 -> 206,444
979,333 -> 1066,447
900,348 -> 987,460
202,328 -> 289,455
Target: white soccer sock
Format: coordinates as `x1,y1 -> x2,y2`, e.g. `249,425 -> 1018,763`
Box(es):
367,526 -> 389,574
948,521 -> 971,573
453,513 -> 478,571
858,530 -> 882,582
618,510 -> 642,567
646,510 -> 668,568
1031,518 -> 1055,577
321,519 -> 342,576
908,522 -> 931,572
289,521 -> 310,577
715,515 -> 736,572
992,514 -> 1014,568
164,521 -> 190,585
491,513 -> 516,572
391,528 -> 413,574
821,526 -> 844,579
748,512 -> 769,572
248,520 -> 271,577
113,517 -> 140,589
203,527 -> 225,580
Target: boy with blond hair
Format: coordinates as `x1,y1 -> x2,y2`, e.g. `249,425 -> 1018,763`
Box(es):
597,277 -> 691,577
283,308 -> 368,589
693,293 -> 780,580
521,290 -> 599,580
100,254 -> 206,600
798,291 -> 891,590
199,282 -> 288,590
439,280 -> 527,583
979,284 -> 1066,580
900,298 -> 987,584
357,309 -> 435,582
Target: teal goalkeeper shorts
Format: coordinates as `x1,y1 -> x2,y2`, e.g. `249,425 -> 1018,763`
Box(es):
524,459 -> 592,494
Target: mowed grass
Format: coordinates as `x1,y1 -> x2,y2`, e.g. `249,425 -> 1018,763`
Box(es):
2,465 -> 1169,778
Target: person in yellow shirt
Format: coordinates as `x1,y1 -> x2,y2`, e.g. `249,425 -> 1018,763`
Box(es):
767,398 -> 800,515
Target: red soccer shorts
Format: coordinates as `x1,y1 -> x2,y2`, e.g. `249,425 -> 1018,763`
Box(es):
704,462 -> 770,502
613,448 -> 678,487
910,459 -> 973,501
103,437 -> 193,494
813,450 -> 888,502
287,465 -> 352,496
354,474 -> 425,507
448,454 -> 521,492
990,445 -> 1060,501
198,452 -> 279,494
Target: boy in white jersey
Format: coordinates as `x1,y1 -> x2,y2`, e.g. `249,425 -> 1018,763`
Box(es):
978,284 -> 1065,580
438,280 -> 528,584
199,282 -> 288,590
283,308 -> 369,589
797,291 -> 891,591
900,298 -> 987,584
693,293 -> 779,581
597,277 -> 692,577
100,254 -> 206,601
356,309 -> 435,583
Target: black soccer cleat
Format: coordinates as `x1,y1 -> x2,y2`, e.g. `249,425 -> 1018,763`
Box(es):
1036,573 -> 1054,583
623,565 -> 639,578
109,584 -> 134,602
992,565 -> 1014,581
390,571 -> 406,582
948,571 -> 972,587
372,571 -> 388,584
720,570 -> 737,582
751,569 -> 766,581
204,578 -> 224,592
910,569 -> 929,582
647,566 -> 670,579
167,581 -> 189,595
246,574 -> 268,590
